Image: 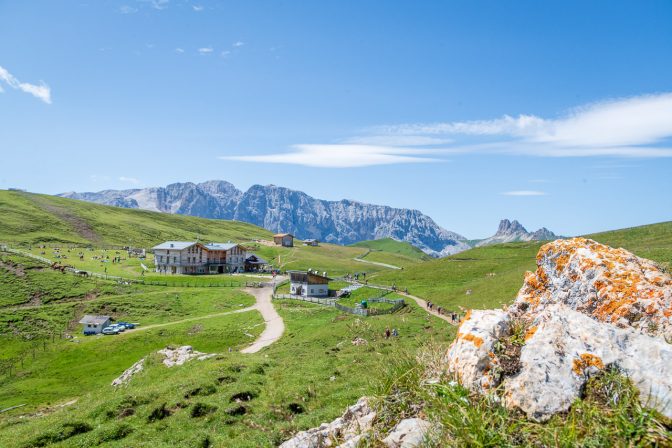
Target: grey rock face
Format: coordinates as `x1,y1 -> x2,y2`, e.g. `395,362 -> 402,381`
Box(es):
475,219 -> 558,247
58,181 -> 469,256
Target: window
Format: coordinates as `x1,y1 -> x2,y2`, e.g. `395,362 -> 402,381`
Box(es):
173,257 -> 177,263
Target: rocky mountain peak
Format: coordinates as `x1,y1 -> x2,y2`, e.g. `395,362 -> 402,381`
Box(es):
496,219 -> 527,235
475,219 -> 558,247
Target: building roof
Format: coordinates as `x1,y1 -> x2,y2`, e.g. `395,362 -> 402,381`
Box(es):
79,315 -> 111,325
245,254 -> 268,264
303,239 -> 318,243
288,270 -> 332,281
152,241 -> 197,250
204,242 -> 239,251
273,233 -> 294,238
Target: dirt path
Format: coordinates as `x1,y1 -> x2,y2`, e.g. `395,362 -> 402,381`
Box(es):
240,283 -> 285,353
359,283 -> 456,325
353,256 -> 402,270
122,279 -> 287,352
122,306 -> 256,333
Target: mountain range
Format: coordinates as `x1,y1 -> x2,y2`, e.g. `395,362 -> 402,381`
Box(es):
58,181 -> 557,256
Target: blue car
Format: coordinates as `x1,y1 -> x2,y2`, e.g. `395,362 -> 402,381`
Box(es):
117,321 -> 136,329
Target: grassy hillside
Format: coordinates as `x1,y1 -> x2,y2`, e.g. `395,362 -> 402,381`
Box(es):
0,299 -> 452,447
0,190 -> 425,277
350,238 -> 430,261
0,190 -> 272,246
372,221 -> 672,312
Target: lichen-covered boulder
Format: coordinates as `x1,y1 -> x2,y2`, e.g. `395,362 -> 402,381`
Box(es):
445,309 -> 510,393
513,237 -> 672,339
444,238 -> 672,422
505,303 -> 672,421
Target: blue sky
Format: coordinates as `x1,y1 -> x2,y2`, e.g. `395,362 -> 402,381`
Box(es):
1,0 -> 671,238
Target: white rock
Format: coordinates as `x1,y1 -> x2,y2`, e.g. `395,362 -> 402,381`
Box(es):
280,397 -> 375,448
445,238 -> 672,422
445,309 -> 510,393
111,358 -> 145,387
382,418 -> 432,448
513,238 -> 672,339
157,345 -> 216,367
505,303 -> 672,421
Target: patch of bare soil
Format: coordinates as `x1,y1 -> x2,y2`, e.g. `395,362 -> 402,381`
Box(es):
0,260 -> 25,277
28,195 -> 102,244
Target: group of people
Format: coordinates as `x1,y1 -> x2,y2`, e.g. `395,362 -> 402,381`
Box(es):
426,301 -> 461,323
384,327 -> 399,339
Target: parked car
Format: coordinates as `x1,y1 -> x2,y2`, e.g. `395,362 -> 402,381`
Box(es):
117,321 -> 136,329
113,324 -> 126,332
102,326 -> 120,335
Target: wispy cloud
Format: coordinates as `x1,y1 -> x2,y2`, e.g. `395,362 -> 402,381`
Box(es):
119,176 -> 141,185
373,93 -> 672,158
140,0 -> 169,10
233,41 -> 245,47
220,144 -> 445,168
0,65 -> 51,104
500,190 -> 547,196
220,50 -> 231,58
198,47 -> 213,55
343,135 -> 452,146
175,47 -> 185,54
119,5 -> 138,14
192,5 -> 204,11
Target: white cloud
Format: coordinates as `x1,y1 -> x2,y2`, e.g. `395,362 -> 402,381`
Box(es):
175,47 -> 185,53
344,135 -> 452,146
192,5 -> 204,11
220,144 -> 445,168
140,0 -> 169,10
376,93 -> 672,158
500,191 -> 547,196
119,176 -> 141,185
119,5 -> 138,14
220,50 -> 231,58
198,47 -> 213,55
233,41 -> 245,47
0,65 -> 51,104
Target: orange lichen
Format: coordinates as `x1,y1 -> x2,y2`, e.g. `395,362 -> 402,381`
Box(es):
461,333 -> 484,348
524,325 -> 538,341
464,309 -> 473,322
572,353 -> 604,376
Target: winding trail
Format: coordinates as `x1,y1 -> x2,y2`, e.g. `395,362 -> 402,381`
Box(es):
121,276 -> 288,351
358,283 -> 456,325
240,283 -> 285,353
122,306 -> 255,334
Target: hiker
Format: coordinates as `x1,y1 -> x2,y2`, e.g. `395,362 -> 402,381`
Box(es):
392,328 -> 398,337
437,306 -> 442,315
385,328 -> 391,339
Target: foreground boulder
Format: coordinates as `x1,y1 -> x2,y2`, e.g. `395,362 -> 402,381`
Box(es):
446,238 -> 672,422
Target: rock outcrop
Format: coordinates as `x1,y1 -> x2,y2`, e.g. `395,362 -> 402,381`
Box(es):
446,238 -> 672,422
111,358 -> 145,387
158,345 -> 216,367
279,397 -> 435,448
111,346 -> 216,387
279,397 -> 376,448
